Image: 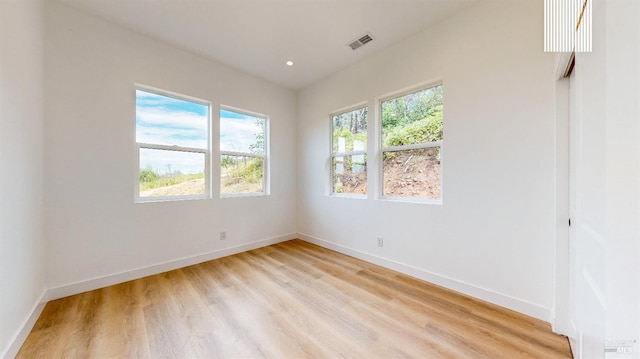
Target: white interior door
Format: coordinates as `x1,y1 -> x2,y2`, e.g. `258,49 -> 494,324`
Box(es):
568,60 -> 607,359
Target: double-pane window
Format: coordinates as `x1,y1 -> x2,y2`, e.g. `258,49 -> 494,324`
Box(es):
220,108 -> 268,196
381,84 -> 443,200
135,88 -> 210,202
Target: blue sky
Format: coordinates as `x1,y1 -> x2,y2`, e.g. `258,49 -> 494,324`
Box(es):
136,90 -> 263,174
136,90 -> 208,149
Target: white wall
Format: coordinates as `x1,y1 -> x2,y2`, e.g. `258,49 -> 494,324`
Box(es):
571,0 -> 640,356
0,0 -> 46,357
601,0 -> 640,348
44,3 -> 297,293
297,0 -> 557,320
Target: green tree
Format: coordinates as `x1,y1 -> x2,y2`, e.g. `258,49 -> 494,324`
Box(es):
381,85 -> 443,149
249,119 -> 265,154
332,108 -> 367,152
139,166 -> 160,183
221,155 -> 235,168
382,85 -> 443,131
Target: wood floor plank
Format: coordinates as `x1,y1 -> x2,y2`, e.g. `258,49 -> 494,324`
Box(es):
16,239 -> 572,358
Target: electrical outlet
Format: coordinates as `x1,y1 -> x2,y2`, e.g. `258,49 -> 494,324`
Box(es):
377,237 -> 383,247
220,231 -> 226,240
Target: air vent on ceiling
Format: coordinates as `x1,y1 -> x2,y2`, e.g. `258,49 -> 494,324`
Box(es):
348,33 -> 374,51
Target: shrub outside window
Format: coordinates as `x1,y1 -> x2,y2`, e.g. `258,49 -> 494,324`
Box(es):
220,108 -> 268,196
331,106 -> 367,195
380,84 -> 443,201
135,87 -> 210,202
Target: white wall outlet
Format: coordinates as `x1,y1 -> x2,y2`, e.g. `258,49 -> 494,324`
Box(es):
377,237 -> 383,247
220,231 -> 226,240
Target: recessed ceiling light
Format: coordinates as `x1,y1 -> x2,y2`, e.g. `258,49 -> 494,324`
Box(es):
285,60 -> 294,67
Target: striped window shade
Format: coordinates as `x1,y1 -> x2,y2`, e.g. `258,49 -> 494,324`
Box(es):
544,0 -> 592,52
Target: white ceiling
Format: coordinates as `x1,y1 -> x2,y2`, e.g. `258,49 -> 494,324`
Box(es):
58,0 -> 476,90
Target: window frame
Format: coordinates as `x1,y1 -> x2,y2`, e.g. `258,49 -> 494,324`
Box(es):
378,81 -> 444,204
219,105 -> 270,198
329,103 -> 369,198
134,85 -> 211,203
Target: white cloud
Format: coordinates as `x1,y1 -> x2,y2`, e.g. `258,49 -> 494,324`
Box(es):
220,117 -> 263,153
136,106 -> 208,149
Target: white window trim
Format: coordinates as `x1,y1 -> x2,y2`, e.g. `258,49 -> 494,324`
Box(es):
330,103 -> 369,198
134,85 -> 212,203
377,81 -> 444,204
219,106 -> 269,198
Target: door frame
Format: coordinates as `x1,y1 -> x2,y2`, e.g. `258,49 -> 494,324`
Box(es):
552,51 -> 574,337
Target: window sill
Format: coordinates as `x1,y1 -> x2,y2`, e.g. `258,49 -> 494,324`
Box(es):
135,195 -> 211,204
220,192 -> 269,199
378,196 -> 442,205
329,193 -> 367,200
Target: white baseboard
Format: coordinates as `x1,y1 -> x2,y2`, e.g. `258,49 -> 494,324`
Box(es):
2,289 -> 47,359
46,233 -> 297,301
568,320 -> 579,358
298,232 -> 550,322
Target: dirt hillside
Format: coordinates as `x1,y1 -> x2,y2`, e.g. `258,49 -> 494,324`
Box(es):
338,148 -> 440,199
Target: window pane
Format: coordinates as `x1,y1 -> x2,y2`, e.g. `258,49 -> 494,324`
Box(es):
383,147 -> 441,200
381,85 -> 443,148
333,154 -> 367,195
139,148 -> 205,198
332,107 -> 367,153
220,109 -> 265,153
221,155 -> 264,194
136,90 -> 208,149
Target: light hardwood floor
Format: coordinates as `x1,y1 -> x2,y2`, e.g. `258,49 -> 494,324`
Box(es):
17,239 -> 572,358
